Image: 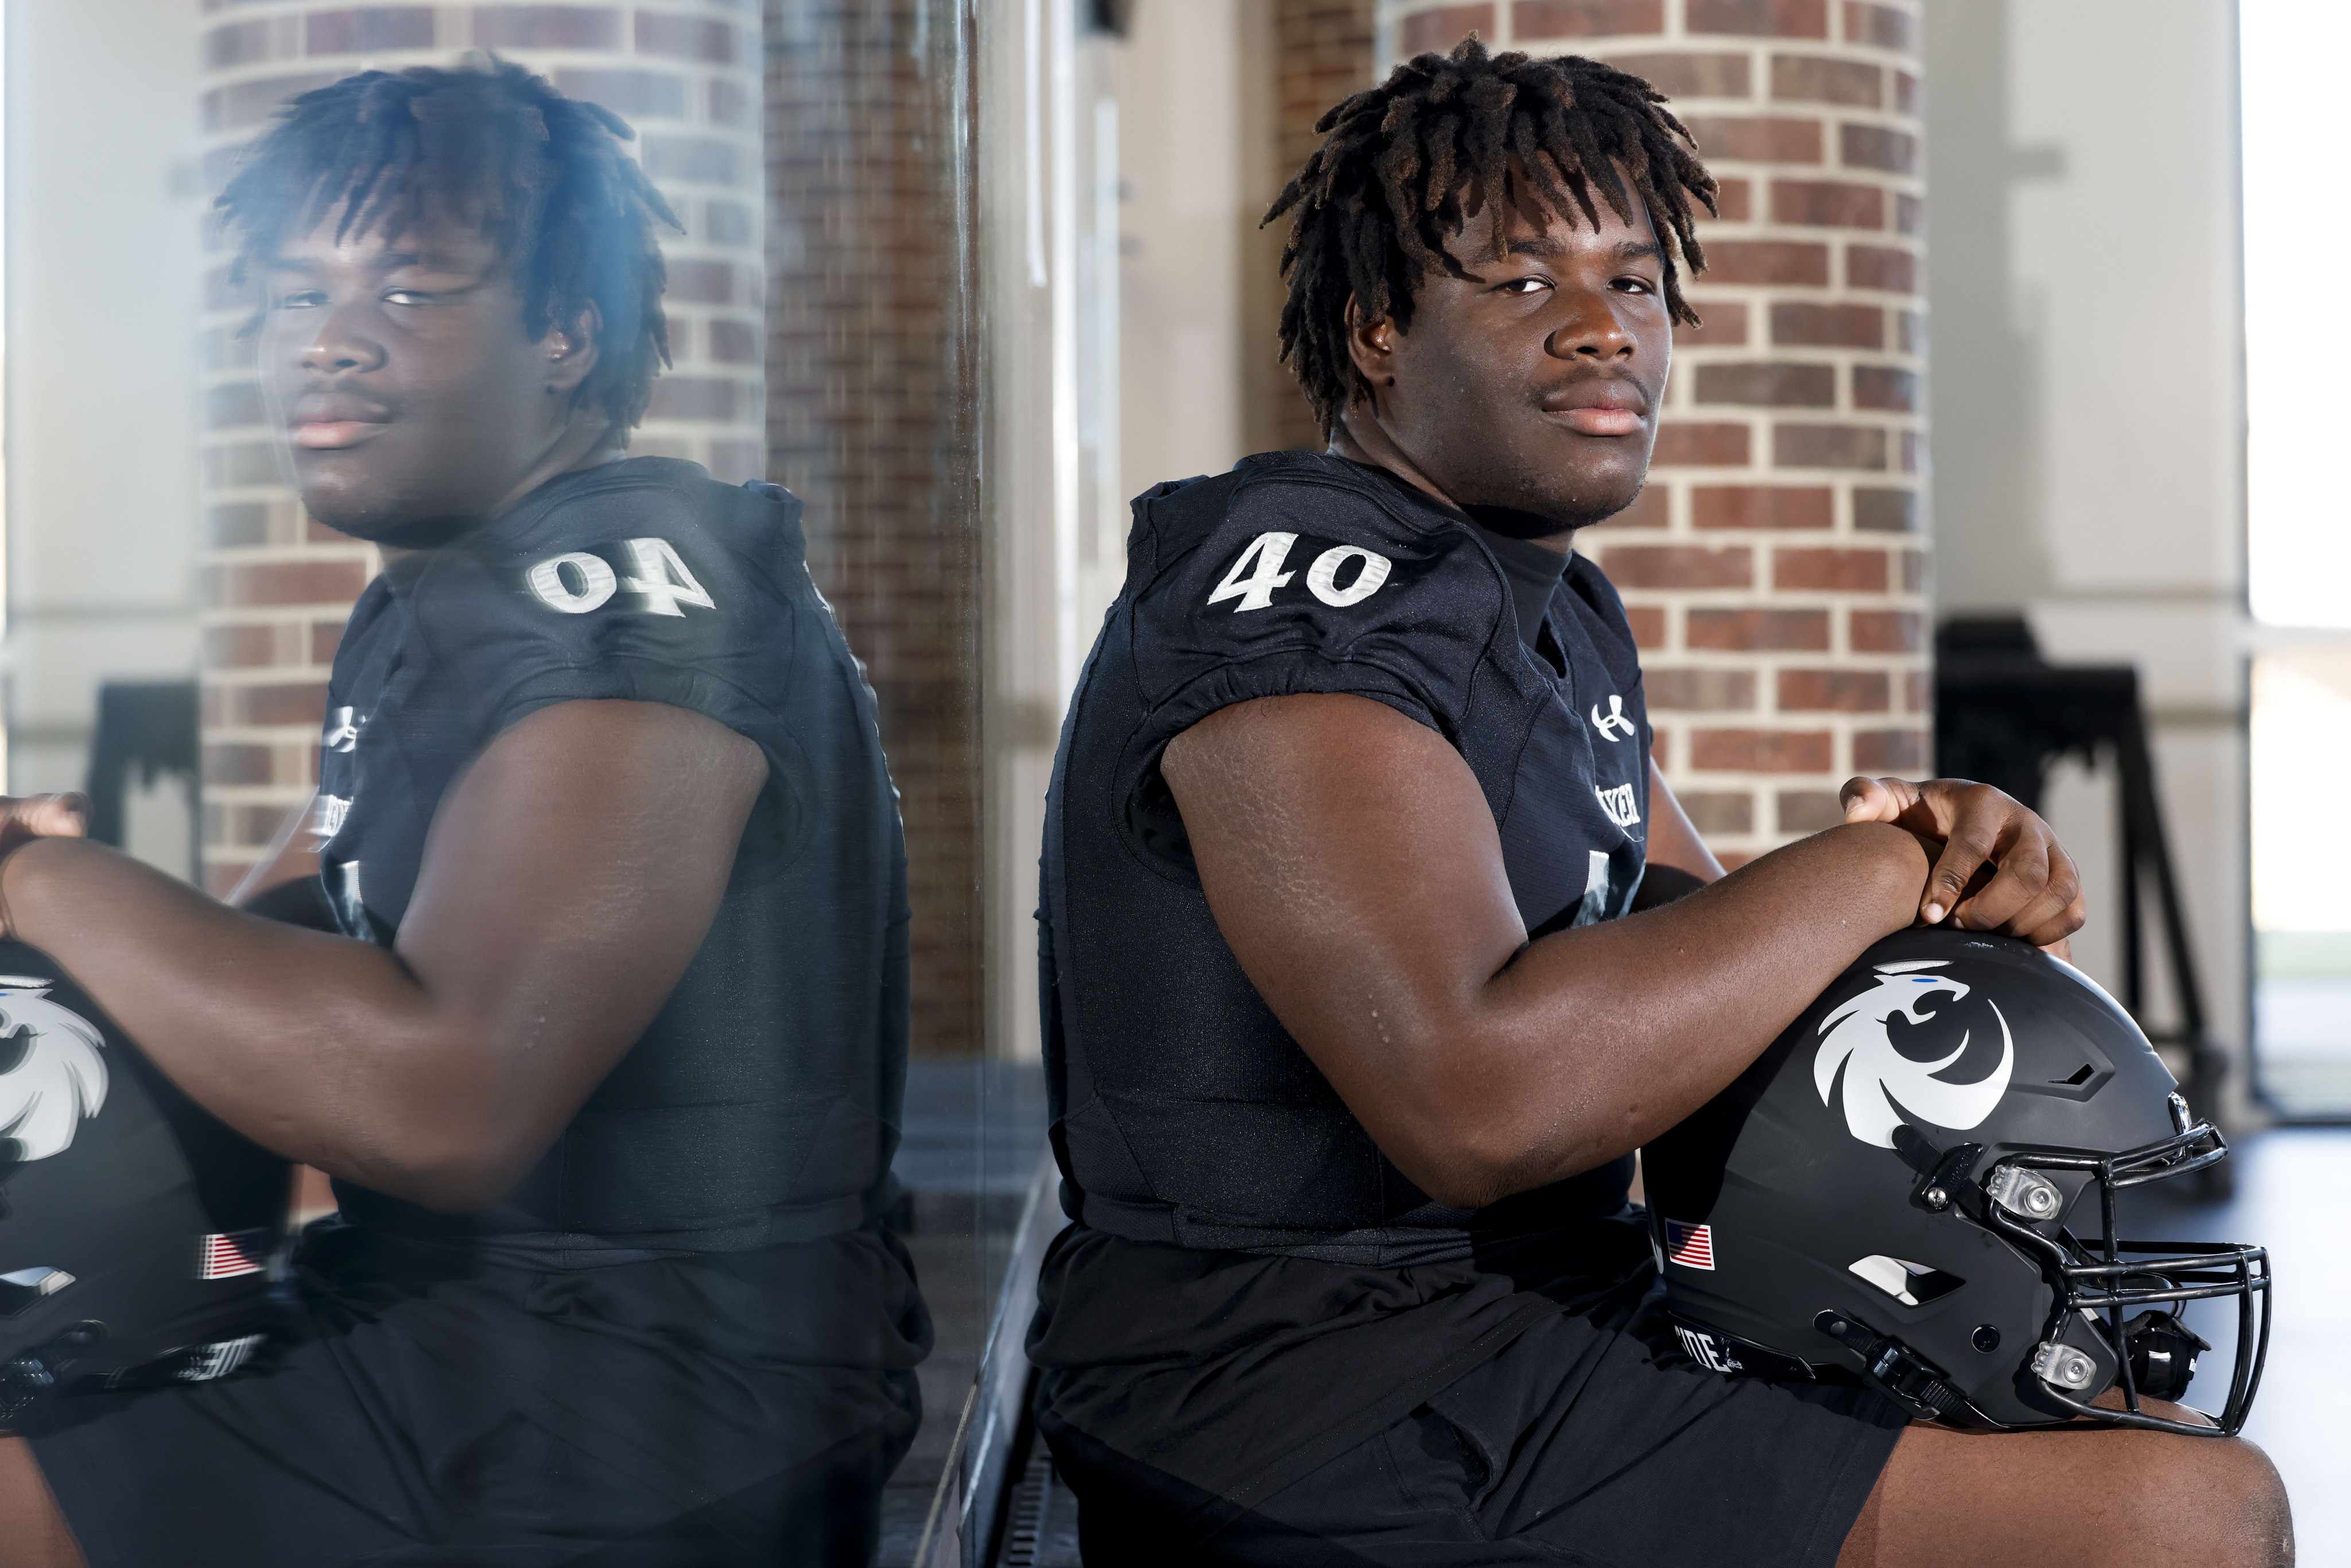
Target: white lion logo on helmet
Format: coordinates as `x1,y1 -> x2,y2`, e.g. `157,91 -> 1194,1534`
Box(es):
0,977 -> 107,1163
1813,960 -> 2012,1148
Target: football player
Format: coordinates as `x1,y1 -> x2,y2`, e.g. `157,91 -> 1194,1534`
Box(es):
1027,39 -> 2290,1567
0,62 -> 925,1566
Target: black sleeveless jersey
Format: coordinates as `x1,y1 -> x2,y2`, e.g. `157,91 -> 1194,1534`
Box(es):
1040,451 -> 1651,1264
313,457 -> 910,1252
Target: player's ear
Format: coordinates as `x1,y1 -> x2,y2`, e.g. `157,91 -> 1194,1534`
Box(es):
542,302 -> 603,399
1343,294 -> 1398,395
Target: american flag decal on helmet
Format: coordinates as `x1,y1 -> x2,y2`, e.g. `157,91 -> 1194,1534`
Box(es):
1664,1220 -> 1715,1270
197,1229 -> 267,1280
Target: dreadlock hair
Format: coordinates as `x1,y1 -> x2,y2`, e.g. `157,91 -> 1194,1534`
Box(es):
1264,37 -> 1717,434
218,58 -> 681,430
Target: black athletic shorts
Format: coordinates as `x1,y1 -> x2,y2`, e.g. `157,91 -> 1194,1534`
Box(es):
1046,1264 -> 1907,1567
22,1221 -> 928,1567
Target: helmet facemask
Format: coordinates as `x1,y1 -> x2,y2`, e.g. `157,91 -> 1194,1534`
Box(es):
1910,1100 -> 2271,1435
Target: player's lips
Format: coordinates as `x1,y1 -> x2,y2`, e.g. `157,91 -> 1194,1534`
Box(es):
1558,407 -> 1641,436
288,394 -> 394,450
1542,381 -> 1650,438
292,421 -> 389,449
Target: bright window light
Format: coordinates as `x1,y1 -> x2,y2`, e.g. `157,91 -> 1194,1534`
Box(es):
2244,2 -> 2351,627
2245,3 -> 2351,1112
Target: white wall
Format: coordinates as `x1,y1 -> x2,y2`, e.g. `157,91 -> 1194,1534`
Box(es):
985,3 -> 1260,1062
1109,0 -> 1250,492
1926,0 -> 2250,1116
5,0 -> 204,870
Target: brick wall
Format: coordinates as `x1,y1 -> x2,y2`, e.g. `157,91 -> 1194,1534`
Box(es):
1253,0 -> 1379,453
195,2 -> 766,895
1380,0 -> 1930,863
765,3 -> 983,1058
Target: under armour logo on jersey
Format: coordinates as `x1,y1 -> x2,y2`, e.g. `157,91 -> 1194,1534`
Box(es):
1590,694 -> 1636,742
1206,531 -> 1394,613
527,538 -> 716,618
323,707 -> 362,754
1595,782 -> 1642,828
0,981 -> 107,1163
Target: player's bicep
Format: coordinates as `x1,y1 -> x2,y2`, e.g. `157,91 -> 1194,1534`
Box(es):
394,699 -> 767,1157
1161,693 -> 1526,1099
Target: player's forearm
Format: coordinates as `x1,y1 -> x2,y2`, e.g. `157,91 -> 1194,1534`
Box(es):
1375,822 -> 1930,1207
0,838 -> 546,1209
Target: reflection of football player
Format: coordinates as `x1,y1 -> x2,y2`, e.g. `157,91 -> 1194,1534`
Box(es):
1030,39 -> 2288,1568
0,63 -> 924,1567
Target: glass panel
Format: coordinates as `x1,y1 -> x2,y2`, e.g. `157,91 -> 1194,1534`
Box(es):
5,3 -> 1012,1562
762,5 -> 1010,1557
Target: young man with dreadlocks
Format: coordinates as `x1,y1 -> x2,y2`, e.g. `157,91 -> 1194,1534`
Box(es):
0,61 -> 924,1566
1029,39 -> 2288,1566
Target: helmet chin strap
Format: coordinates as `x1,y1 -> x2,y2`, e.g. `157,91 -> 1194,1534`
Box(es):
1813,1309 -> 1969,1422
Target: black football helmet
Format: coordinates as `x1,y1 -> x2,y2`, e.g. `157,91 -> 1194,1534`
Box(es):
0,941 -> 290,1425
1642,927 -> 2269,1437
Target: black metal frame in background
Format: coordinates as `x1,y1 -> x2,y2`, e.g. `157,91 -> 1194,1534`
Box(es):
83,680 -> 202,886
1933,619 -> 2260,1154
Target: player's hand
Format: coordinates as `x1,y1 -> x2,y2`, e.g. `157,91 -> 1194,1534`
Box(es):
0,794 -> 88,856
0,794 -> 91,939
1840,777 -> 2084,951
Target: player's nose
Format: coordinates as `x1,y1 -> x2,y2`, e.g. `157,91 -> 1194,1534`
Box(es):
1549,289 -> 1638,361
297,301 -> 388,377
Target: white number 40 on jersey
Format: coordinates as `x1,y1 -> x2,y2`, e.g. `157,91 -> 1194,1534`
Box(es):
527,538 -> 716,618
1208,531 -> 1392,614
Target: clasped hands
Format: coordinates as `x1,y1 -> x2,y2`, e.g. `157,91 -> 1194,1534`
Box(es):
0,794 -> 90,935
1839,776 -> 2084,957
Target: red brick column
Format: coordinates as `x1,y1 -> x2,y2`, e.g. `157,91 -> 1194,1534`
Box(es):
195,3 -> 765,895
1254,1 -> 1380,452
1383,0 -> 1929,863
765,3 -> 983,1058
